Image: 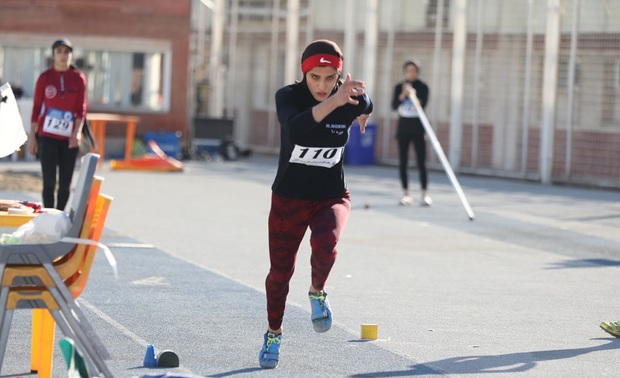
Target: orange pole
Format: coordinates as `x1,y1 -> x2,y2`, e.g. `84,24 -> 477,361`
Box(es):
30,309 -> 43,372
37,310 -> 56,378
125,121 -> 136,161
90,120 -> 106,167
98,122 -> 106,162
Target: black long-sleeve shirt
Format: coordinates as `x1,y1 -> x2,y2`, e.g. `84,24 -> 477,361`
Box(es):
272,80 -> 373,200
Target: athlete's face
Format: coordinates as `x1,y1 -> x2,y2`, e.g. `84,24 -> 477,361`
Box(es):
305,66 -> 340,102
404,64 -> 418,82
53,45 -> 72,70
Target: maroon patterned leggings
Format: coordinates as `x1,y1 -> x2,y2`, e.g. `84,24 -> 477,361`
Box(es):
265,191 -> 351,331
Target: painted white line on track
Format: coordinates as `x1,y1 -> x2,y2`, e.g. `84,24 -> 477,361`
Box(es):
486,208 -> 620,243
131,276 -> 170,286
77,298 -> 195,374
107,242 -> 155,249
78,298 -> 150,346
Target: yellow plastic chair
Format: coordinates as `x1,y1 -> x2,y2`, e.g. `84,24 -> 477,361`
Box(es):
0,154 -> 113,377
1,175 -> 104,376
30,193 -> 112,377
7,193 -> 112,378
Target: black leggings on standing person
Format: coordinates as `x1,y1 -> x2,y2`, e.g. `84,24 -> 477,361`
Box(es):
38,137 -> 79,210
397,117 -> 427,191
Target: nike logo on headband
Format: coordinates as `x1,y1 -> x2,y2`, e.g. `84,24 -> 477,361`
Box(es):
319,57 -> 331,64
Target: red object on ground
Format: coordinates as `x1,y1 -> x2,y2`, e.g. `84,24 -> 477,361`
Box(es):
110,140 -> 183,172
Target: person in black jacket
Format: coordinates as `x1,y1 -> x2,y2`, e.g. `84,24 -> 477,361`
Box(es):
392,59 -> 432,206
258,39 -> 373,369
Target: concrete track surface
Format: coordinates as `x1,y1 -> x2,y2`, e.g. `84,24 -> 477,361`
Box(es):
1,154 -> 619,377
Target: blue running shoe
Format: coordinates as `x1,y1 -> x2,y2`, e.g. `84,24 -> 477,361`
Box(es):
258,332 -> 282,369
309,291 -> 332,333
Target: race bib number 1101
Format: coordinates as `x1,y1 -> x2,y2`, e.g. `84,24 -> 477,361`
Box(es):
289,145 -> 344,168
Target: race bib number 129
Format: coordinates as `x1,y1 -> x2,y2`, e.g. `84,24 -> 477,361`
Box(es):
289,145 -> 344,168
42,108 -> 74,137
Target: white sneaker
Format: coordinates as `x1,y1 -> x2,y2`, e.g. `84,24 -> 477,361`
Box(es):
421,195 -> 433,206
400,195 -> 413,206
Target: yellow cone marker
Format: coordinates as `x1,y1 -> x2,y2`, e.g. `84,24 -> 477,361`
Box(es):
360,324 -> 378,340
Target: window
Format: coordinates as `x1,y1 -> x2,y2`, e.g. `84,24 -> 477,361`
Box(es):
426,0 -> 451,29
78,50 -> 167,112
0,44 -> 170,113
0,46 -> 45,98
615,60 -> 620,92
557,58 -> 580,90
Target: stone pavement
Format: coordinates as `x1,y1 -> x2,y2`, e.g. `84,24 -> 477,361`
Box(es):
1,154 -> 619,377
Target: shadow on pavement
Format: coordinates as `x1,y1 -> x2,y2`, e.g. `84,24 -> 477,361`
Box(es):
350,339 -> 620,376
545,258 -> 620,269
206,367 -> 264,377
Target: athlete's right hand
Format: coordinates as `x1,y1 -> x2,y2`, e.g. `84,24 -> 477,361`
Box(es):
401,82 -> 416,100
27,137 -> 37,156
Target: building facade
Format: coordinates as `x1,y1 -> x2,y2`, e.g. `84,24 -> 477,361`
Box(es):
204,0 -> 619,188
1,0 -> 619,189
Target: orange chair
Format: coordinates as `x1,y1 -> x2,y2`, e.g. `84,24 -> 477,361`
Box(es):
30,192 -> 113,377
0,153 -> 113,378
0,194 -> 113,378
0,175 -> 103,375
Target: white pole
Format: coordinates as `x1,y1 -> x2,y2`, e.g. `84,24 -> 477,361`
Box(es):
194,0 -> 208,110
304,0 -> 314,45
343,0 -> 355,76
209,0 -> 225,117
449,0 -> 467,168
521,0 -> 534,177
565,0 -> 579,179
363,0 -> 378,101
540,0 -> 561,184
196,1 -> 208,78
471,0 -> 484,168
285,0 -> 300,85
381,0 -> 396,160
410,93 -> 475,221
430,0 -> 445,129
267,0 -> 281,148
188,0 -> 208,142
226,0 -> 239,119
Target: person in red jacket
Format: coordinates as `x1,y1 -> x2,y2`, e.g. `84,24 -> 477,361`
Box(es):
28,38 -> 87,210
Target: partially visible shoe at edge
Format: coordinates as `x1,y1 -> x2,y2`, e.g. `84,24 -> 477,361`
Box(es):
600,321 -> 620,338
309,290 -> 332,333
258,332 -> 282,369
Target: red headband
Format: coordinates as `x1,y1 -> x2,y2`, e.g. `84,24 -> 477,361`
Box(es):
301,54 -> 343,74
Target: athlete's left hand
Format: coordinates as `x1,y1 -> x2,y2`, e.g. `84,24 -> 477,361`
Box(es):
69,134 -> 81,149
357,114 -> 370,134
